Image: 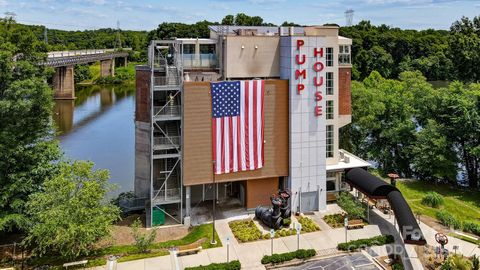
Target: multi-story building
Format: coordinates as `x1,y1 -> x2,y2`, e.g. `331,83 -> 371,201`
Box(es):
134,25 -> 370,227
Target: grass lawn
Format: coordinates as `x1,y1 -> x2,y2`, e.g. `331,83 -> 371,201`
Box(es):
396,180 -> 480,224
27,223 -> 221,268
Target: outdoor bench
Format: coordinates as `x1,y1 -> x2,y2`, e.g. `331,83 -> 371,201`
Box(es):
177,243 -> 202,256
347,219 -> 364,230
63,260 -> 88,269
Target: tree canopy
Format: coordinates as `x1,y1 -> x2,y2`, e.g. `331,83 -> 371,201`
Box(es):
25,161 -> 120,259
342,71 -> 479,188
0,17 -> 61,233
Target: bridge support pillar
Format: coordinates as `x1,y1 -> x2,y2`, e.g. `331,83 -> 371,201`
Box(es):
53,65 -> 75,100
100,58 -> 115,77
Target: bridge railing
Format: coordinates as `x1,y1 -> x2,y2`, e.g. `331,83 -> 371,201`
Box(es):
47,48 -> 132,58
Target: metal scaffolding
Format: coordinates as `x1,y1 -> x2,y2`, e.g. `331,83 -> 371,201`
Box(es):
148,40 -> 184,226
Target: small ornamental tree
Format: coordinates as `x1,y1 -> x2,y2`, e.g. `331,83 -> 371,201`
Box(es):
131,218 -> 157,253
24,161 -> 120,259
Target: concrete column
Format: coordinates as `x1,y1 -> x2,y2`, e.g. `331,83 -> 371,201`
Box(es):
185,186 -> 191,216
52,66 -> 75,99
194,39 -> 200,67
100,59 -> 115,77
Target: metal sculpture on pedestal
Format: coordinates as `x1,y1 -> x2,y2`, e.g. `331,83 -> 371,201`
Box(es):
255,190 -> 291,229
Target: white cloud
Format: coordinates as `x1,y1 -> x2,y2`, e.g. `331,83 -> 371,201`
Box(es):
0,0 -> 7,7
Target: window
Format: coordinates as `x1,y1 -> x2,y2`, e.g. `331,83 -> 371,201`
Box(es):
326,125 -> 334,158
326,180 -> 336,191
183,44 -> 195,54
326,47 -> 334,67
200,44 -> 215,54
339,45 -> 351,65
326,72 -> 333,95
326,100 -> 334,120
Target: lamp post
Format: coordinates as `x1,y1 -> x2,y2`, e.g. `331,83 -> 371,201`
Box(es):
270,229 -> 275,255
295,223 -> 302,250
211,161 -> 217,245
226,236 -> 230,262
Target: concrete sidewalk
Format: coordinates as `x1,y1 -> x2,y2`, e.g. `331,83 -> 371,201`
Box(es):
90,208 -> 479,270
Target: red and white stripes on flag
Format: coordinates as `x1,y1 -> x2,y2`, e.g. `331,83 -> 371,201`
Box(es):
211,80 -> 265,174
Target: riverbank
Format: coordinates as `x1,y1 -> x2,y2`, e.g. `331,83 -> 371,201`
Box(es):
78,61 -> 140,85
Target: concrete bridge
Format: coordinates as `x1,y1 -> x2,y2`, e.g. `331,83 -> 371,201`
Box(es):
43,49 -> 130,99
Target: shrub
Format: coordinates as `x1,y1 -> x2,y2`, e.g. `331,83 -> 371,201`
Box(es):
336,192 -> 366,220
131,218 -> 157,253
297,216 -> 320,232
261,249 -> 316,264
436,211 -> 462,229
337,235 -> 394,251
283,218 -> 291,227
421,192 -> 444,208
472,255 -> 479,270
229,219 -> 262,242
323,214 -> 345,228
462,221 -> 480,236
185,260 -> 241,270
392,263 -> 404,270
441,254 -> 472,270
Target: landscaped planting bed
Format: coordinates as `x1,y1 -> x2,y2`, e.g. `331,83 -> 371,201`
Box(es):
261,249 -> 316,264
337,235 -> 394,251
323,214 -> 345,228
185,260 -> 241,270
297,216 -> 321,232
229,219 -> 263,242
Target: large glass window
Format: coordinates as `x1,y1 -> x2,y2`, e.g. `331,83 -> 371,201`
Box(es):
326,47 -> 334,67
183,44 -> 195,54
326,125 -> 334,158
339,45 -> 351,65
200,44 -> 215,54
326,100 -> 334,120
326,72 -> 333,95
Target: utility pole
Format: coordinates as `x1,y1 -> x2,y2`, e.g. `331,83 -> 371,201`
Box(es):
115,20 -> 122,50
345,9 -> 354,26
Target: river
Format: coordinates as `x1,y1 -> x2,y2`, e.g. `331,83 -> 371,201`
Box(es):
53,83 -> 135,196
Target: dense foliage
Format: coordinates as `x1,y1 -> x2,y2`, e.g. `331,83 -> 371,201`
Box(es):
421,192 -> 444,208
184,260 -> 241,270
228,219 -> 262,242
24,161 -> 120,259
441,254 -> 473,270
337,235 -> 394,251
336,192 -> 366,220
340,16 -> 480,82
297,216 -> 321,232
0,17 -> 61,233
343,71 -> 479,188
435,210 -> 480,235
323,214 -> 345,228
261,249 -> 316,264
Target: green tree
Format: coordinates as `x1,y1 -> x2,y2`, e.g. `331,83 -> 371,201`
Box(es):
131,218 -> 156,253
222,15 -> 235,25
411,120 -> 458,182
25,161 -> 120,259
0,18 -> 61,233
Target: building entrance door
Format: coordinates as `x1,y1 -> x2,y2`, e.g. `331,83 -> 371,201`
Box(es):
300,191 -> 318,212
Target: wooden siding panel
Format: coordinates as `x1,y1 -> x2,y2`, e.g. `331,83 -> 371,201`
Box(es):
183,80 -> 289,186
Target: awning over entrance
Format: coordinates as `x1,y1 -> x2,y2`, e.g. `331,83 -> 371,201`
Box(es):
345,168 -> 426,245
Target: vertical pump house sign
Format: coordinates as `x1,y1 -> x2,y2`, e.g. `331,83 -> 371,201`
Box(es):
294,39 -> 325,117
280,34 -> 328,213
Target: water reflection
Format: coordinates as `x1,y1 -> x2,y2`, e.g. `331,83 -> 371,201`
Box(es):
53,83 -> 135,195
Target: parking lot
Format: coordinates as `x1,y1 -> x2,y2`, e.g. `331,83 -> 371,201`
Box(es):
279,252 -> 379,270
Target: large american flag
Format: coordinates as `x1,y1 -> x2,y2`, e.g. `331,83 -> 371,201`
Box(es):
211,80 -> 265,174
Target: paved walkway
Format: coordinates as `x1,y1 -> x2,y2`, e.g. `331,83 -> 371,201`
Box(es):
90,206 -> 479,270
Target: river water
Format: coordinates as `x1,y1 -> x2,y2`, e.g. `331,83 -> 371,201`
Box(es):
53,83 -> 135,196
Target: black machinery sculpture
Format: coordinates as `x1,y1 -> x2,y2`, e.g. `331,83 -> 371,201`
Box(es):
255,190 -> 291,229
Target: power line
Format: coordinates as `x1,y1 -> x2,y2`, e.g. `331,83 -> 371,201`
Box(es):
345,9 -> 354,26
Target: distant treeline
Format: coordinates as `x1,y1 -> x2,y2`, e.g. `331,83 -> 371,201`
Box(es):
13,13 -> 480,82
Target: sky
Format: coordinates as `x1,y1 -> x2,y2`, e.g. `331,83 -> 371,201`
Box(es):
1,0 -> 479,31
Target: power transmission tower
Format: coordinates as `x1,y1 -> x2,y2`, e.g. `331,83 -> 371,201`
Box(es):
345,9 -> 354,26
44,27 -> 48,44
115,20 -> 122,50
